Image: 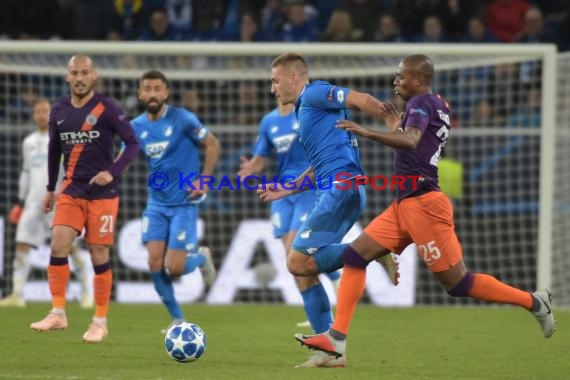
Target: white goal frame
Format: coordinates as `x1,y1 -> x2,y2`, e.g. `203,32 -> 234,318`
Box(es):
0,41 -> 557,290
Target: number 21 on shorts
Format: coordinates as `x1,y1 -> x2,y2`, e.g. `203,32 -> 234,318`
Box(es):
100,215 -> 115,234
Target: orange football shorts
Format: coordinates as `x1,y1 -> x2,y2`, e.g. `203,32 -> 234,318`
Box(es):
364,191 -> 462,272
53,194 -> 119,245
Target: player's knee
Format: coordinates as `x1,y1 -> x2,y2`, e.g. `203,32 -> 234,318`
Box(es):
286,252 -> 313,276
446,272 -> 474,297
165,264 -> 183,278
50,240 -> 73,256
286,256 -> 301,276
148,256 -> 163,272
88,245 -> 110,263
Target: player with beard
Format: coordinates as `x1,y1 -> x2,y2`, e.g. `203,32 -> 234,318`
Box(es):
130,70 -> 219,332
30,54 -> 139,343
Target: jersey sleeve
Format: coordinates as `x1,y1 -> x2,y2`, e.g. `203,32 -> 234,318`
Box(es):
104,98 -> 139,177
252,118 -> 272,157
403,97 -> 432,134
121,119 -> 143,154
47,108 -> 62,191
18,137 -> 30,201
304,83 -> 351,110
182,110 -> 209,143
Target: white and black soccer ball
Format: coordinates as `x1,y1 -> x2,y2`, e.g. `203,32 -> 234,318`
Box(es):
164,322 -> 206,363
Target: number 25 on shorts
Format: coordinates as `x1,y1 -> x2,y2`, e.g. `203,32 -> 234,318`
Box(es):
418,240 -> 441,266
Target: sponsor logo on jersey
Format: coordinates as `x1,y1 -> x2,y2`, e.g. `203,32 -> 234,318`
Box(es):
145,141 -> 169,159
273,133 -> 296,153
59,130 -> 101,144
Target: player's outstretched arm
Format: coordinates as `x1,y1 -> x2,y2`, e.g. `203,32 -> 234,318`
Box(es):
257,166 -> 314,202
257,182 -> 291,202
345,91 -> 385,122
336,120 -> 422,150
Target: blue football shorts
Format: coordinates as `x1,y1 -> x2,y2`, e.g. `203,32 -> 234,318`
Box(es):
141,204 -> 198,252
271,190 -> 317,238
292,184 -> 366,254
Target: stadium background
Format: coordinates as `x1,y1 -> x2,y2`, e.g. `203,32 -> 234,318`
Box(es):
0,0 -> 568,307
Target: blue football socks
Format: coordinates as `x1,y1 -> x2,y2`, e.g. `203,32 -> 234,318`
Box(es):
301,283 -> 333,333
151,270 -> 184,320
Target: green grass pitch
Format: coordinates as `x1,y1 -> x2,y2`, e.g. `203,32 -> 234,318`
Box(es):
1,303 -> 568,380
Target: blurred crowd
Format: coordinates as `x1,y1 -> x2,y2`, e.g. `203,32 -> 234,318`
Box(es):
0,0 -> 569,50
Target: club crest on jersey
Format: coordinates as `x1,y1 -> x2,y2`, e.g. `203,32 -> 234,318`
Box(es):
140,131 -> 148,139
164,125 -> 173,136
85,114 -> 98,125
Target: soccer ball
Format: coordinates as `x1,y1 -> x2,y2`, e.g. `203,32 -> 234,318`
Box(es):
164,322 -> 206,363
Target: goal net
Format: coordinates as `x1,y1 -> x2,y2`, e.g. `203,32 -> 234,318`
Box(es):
552,51 -> 570,307
0,41 -> 561,306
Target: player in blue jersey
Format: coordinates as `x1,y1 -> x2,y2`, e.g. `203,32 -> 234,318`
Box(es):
257,52 -> 399,368
296,54 -> 555,365
130,70 -> 219,332
238,101 -> 343,330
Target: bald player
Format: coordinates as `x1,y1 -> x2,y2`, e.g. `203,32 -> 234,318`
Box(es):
0,99 -> 92,309
295,54 -> 555,364
30,54 -> 139,343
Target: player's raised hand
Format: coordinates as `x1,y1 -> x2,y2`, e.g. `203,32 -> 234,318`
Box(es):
237,155 -> 253,177
42,192 -> 55,214
336,120 -> 370,138
89,170 -> 114,186
380,102 -> 402,131
257,182 -> 290,202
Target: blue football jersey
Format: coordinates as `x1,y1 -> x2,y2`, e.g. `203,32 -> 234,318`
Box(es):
295,80 -> 364,183
131,105 -> 208,206
252,108 -> 308,179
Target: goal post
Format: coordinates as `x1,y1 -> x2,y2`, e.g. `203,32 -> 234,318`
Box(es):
0,41 -> 560,305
